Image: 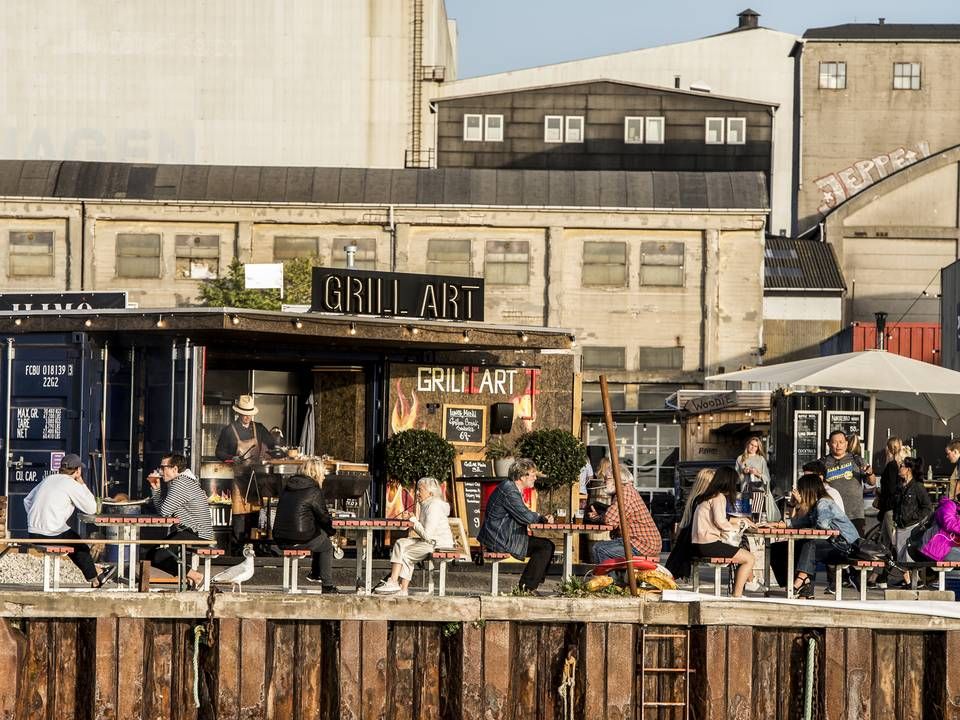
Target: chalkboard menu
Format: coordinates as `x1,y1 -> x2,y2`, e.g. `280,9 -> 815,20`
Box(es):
793,410 -> 822,482
826,411 -> 864,440
456,479 -> 483,539
459,458 -> 493,478
443,404 -> 487,447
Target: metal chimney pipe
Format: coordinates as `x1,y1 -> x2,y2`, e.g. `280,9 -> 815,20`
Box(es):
875,311 -> 888,350
344,243 -> 358,268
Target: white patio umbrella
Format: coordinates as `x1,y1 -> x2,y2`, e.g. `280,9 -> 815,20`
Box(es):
706,349 -> 960,459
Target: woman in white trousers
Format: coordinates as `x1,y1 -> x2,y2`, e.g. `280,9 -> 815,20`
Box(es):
375,477 -> 455,596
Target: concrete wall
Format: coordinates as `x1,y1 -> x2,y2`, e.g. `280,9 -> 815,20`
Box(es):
0,0 -> 456,169
431,27 -> 797,236
799,40 -> 960,232
0,197 -> 766,405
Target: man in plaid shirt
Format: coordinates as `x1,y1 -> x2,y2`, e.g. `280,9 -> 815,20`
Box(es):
587,465 -> 662,562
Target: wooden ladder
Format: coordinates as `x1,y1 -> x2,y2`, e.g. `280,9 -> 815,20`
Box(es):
638,627 -> 692,719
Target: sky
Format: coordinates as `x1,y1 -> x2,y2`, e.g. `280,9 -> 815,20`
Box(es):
444,1 -> 960,78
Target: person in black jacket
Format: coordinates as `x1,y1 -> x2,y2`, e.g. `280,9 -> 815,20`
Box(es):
272,458 -> 338,593
890,456 -> 933,587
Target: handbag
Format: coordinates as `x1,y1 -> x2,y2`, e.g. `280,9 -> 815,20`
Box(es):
829,536 -> 890,562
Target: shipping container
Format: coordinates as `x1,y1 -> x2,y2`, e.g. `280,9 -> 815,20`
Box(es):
819,322 -> 941,365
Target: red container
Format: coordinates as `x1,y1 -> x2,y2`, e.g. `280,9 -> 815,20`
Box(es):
820,322 -> 941,365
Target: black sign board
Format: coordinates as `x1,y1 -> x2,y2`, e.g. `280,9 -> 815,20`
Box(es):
0,291 -> 127,312
793,411 -> 822,481
442,405 -> 486,447
459,458 -> 493,478
827,411 -> 864,440
456,479 -> 483,537
311,268 -> 483,321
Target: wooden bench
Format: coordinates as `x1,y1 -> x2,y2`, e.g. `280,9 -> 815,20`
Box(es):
691,557 -> 735,597
425,550 -> 462,597
41,546 -> 74,592
281,549 -> 311,593
899,560 -> 960,592
833,560 -> 886,601
192,547 -> 226,591
483,551 -> 512,596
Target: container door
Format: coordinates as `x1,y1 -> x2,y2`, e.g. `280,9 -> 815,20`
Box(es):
103,346 -> 136,498
1,333 -> 102,535
141,340 -> 202,490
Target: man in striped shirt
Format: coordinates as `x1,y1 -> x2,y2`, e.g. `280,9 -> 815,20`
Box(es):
588,465 -> 662,563
147,453 -> 215,588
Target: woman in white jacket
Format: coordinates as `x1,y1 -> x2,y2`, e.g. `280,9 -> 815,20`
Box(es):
375,476 -> 454,596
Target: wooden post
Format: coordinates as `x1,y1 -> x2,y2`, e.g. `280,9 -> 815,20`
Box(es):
599,375 -> 638,596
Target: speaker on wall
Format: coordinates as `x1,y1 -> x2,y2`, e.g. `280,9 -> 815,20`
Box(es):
489,402 -> 514,434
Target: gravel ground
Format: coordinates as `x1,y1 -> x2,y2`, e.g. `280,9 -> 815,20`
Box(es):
0,550 -> 90,587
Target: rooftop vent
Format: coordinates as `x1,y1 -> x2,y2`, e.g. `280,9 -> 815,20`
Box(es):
878,18 -> 885,25
689,81 -> 712,93
737,8 -> 760,30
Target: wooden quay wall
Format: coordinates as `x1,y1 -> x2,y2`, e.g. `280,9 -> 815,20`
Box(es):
0,592 -> 959,719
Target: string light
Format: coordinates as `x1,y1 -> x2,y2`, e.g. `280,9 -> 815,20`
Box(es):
231,315 -> 240,326
13,318 -> 22,327
84,319 -> 92,328
519,331 -> 529,342
349,322 -> 357,335
293,319 -> 303,330
156,316 -> 166,328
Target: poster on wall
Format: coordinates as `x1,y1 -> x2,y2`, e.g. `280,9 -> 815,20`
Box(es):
793,410 -> 822,483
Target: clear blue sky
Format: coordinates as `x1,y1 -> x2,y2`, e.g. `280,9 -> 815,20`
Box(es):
445,1 -> 960,78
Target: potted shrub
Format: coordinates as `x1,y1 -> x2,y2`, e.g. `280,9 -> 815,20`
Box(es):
485,435 -> 515,477
516,429 -> 588,517
385,429 -> 456,488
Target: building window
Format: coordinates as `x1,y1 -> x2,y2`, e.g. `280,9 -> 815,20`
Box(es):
818,61 -> 847,89
638,346 -> 683,370
582,346 -> 626,370
9,230 -> 54,277
484,114 -> 504,142
463,114 -> 483,142
581,383 -> 626,412
116,233 -> 161,278
624,117 -> 644,144
893,62 -> 921,90
582,241 -> 627,287
484,240 -> 529,285
727,118 -> 746,144
273,236 -> 319,261
705,118 -> 725,144
585,421 -> 681,489
332,238 -> 377,270
427,238 -> 472,276
645,117 -> 665,144
640,241 -> 684,287
544,115 -> 564,143
565,116 -> 584,143
175,234 -> 219,280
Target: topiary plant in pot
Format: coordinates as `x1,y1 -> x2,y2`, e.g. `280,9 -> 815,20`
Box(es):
515,429 -> 587,517
385,429 -> 456,488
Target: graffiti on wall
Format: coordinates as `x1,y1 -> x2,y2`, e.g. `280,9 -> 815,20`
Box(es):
815,140 -> 930,214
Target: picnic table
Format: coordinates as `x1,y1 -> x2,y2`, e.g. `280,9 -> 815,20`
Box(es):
529,522 -> 613,583
81,514 -> 178,590
331,518 -> 411,594
749,526 -> 840,599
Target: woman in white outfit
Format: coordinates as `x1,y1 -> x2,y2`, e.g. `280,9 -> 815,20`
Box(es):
375,477 -> 454,596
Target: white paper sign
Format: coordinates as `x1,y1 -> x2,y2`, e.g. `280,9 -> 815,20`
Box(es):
244,263 -> 284,289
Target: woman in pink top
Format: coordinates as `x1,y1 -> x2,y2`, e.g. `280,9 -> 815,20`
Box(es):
691,466 -> 756,597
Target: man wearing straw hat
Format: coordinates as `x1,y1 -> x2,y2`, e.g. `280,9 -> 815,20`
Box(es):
216,395 -> 276,549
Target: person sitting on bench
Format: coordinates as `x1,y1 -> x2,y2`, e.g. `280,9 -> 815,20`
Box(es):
147,452 -> 214,589
24,453 -> 115,588
587,463 -> 662,563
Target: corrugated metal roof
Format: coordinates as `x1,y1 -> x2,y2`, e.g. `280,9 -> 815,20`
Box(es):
804,24 -> 960,40
764,238 -> 845,291
0,161 -> 769,210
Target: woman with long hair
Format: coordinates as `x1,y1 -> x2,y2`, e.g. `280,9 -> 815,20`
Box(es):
735,435 -> 780,522
889,456 -> 933,587
866,437 -> 910,587
665,468 -> 715,581
787,473 -> 860,598
690,466 -> 755,597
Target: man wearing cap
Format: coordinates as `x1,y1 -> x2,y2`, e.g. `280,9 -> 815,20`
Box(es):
23,453 -> 115,588
215,395 -> 276,547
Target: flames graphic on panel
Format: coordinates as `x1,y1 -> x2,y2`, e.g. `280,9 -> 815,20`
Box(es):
390,379 -> 420,433
385,481 -> 415,519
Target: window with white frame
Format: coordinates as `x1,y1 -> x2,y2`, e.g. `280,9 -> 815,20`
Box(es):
273,236 -> 319,261
427,238 -> 473,276
705,118 -> 725,144
645,117 -> 665,144
624,117 -> 644,144
9,230 -> 54,277
638,346 -> 683,370
175,234 -> 220,279
582,241 -> 627,287
544,115 -> 564,143
332,238 -> 377,270
727,118 -> 746,144
640,241 -> 684,287
463,114 -> 483,142
484,240 -> 529,285
565,116 -> 584,143
893,62 -> 921,90
585,421 -> 681,489
819,61 -> 847,89
484,114 -> 504,142
116,233 -> 161,278
581,346 -> 626,370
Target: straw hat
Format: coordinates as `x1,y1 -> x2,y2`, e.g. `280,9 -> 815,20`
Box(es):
232,395 -> 259,416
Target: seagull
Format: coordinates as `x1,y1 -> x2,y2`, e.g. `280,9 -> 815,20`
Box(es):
213,544 -> 256,592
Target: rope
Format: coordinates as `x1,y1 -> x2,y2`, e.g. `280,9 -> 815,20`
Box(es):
803,636 -> 816,720
558,648 -> 577,720
193,625 -> 204,708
